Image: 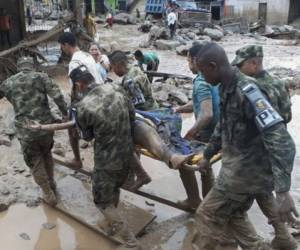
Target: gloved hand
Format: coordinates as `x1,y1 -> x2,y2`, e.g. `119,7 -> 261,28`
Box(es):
276,191 -> 299,224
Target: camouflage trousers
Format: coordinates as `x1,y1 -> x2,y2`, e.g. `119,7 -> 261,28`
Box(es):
193,187 -> 268,250
92,165 -> 129,210
19,133 -> 55,188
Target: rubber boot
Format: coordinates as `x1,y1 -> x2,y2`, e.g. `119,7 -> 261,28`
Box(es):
201,168 -> 215,198
177,169 -> 201,211
99,205 -> 137,248
271,222 -> 297,250
31,158 -> 57,207
128,152 -> 151,192
44,152 -> 56,194
40,183 -> 58,207
122,167 -> 136,190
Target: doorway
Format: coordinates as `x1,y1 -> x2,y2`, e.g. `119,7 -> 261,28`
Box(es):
258,2 -> 267,23
211,6 -> 221,20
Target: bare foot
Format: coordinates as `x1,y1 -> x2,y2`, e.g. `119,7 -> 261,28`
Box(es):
169,153 -> 194,170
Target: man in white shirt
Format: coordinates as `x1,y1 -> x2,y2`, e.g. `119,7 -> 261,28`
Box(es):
57,32 -> 103,167
58,32 -> 103,85
167,10 -> 177,38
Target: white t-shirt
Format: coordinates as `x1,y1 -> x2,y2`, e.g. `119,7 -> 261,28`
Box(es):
167,12 -> 177,26
68,50 -> 103,84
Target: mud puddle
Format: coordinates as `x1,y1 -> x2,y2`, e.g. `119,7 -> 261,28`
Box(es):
0,203 -> 116,250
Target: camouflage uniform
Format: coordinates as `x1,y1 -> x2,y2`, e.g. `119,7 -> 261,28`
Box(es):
122,66 -> 158,111
232,45 -> 292,123
0,58 -> 68,199
75,83 -> 135,209
232,45 -> 296,249
194,69 -> 295,249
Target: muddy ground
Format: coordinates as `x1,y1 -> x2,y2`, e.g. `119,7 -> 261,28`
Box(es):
1,19 -> 300,250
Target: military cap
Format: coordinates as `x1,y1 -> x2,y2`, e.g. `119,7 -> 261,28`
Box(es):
17,57 -> 34,71
69,65 -> 91,84
232,45 -> 264,66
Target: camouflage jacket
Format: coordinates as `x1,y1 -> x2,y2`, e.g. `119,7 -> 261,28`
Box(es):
255,70 -> 292,123
122,66 -> 158,111
75,83 -> 135,171
203,70 -> 295,194
0,70 -> 68,141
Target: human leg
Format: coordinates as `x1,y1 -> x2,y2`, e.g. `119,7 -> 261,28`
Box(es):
178,168 -> 201,211
20,138 -> 57,206
127,151 -> 151,191
133,120 -> 192,169
193,188 -> 267,249
256,193 -> 297,250
93,167 -> 137,247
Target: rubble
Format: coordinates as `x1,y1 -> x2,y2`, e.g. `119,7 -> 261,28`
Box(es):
155,40 -> 181,50
113,13 -> 137,25
168,90 -> 189,105
149,26 -> 168,41
203,28 -> 224,41
176,44 -> 191,56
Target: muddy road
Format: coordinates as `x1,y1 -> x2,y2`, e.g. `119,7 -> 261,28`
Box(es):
1,22 -> 300,249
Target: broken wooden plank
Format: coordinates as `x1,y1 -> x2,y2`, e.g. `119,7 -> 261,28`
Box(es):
53,175 -> 156,245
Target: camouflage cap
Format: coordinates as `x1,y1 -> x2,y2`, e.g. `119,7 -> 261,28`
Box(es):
232,45 -> 264,66
17,57 -> 34,71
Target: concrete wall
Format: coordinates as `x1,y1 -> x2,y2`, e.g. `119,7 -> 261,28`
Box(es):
225,0 -> 291,25
0,0 -> 25,47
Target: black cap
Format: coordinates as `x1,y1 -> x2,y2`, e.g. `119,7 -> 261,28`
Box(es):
69,65 -> 90,84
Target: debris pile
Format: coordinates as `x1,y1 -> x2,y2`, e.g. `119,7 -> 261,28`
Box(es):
151,77 -> 192,107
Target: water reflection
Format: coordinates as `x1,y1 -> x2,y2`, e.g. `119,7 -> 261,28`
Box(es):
0,204 -> 115,250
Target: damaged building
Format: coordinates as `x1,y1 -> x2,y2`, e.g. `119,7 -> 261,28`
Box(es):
0,0 -> 26,49
224,0 -> 300,25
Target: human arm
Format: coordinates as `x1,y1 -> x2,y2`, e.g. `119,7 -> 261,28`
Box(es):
174,101 -> 193,113
194,121 -> 222,172
184,98 -> 213,140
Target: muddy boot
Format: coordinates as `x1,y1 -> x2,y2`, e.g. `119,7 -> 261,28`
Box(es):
31,158 -> 57,206
177,169 -> 201,211
49,179 -> 57,194
128,152 -> 151,192
271,222 -> 297,250
40,183 -> 57,207
44,152 -> 56,194
122,167 -> 136,190
201,168 -> 215,198
99,206 -> 138,248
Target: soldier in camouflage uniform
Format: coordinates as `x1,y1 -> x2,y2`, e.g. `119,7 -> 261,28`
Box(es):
109,50 -> 158,111
189,43 -> 298,250
108,50 -> 157,191
231,45 -> 297,249
232,45 -> 292,123
69,65 -> 137,247
0,57 -> 68,206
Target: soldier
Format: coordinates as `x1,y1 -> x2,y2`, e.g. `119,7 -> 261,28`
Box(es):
109,50 -> 158,111
58,32 -> 103,168
232,45 -> 296,249
190,42 -> 298,249
0,57 -> 68,206
232,45 -> 292,123
69,65 -> 138,247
